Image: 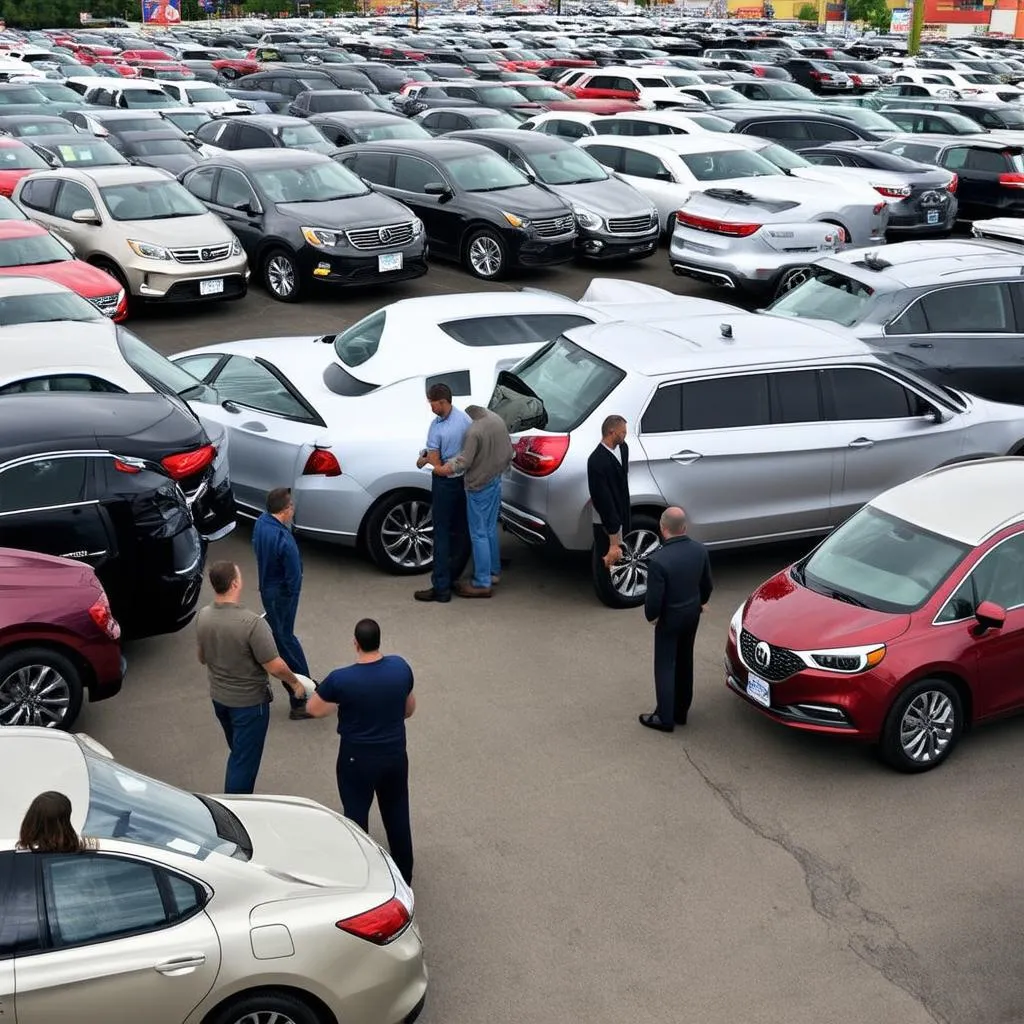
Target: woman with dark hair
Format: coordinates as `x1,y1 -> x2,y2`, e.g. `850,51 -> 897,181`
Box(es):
17,791 -> 91,853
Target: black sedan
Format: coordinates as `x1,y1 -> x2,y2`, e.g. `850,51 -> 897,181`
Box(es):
413,107 -> 522,135
180,148 -> 427,302
288,88 -> 380,117
337,139 -> 575,279
194,113 -> 335,155
309,111 -> 431,146
0,114 -> 74,139
108,130 -> 206,174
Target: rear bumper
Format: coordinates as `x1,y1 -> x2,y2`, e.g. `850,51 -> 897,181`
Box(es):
499,500 -> 551,546
87,646 -> 126,703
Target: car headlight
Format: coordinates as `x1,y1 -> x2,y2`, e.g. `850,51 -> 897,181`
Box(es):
229,236 -> 242,256
411,216 -> 424,238
729,601 -> 744,640
127,239 -> 171,260
572,205 -> 603,230
502,211 -> 531,229
796,644 -> 886,674
301,226 -> 346,248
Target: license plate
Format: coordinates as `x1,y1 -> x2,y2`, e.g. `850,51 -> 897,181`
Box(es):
199,278 -> 223,296
927,210 -> 940,225
746,672 -> 770,708
378,253 -> 403,272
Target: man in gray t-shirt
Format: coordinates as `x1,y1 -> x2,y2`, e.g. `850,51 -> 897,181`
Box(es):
197,560 -> 306,794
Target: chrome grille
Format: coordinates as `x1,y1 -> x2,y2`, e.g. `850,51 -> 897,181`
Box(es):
739,628 -> 805,683
90,292 -> 120,317
533,214 -> 575,237
170,243 -> 232,264
608,213 -> 656,234
345,222 -> 415,250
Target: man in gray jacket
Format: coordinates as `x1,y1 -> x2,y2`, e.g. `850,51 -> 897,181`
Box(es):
437,405 -> 514,598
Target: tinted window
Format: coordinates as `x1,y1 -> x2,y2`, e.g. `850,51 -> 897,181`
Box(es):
744,120 -> 809,141
441,313 -> 592,347
0,456 -> 89,513
333,310 -> 384,367
890,283 -> 1015,335
425,370 -> 471,396
212,356 -> 310,418
640,383 -> 682,433
393,155 -> 439,192
184,166 -> 217,202
53,181 -> 94,220
234,123 -> 273,148
621,148 -> 668,180
18,177 -> 59,213
938,533 -> 1024,622
583,144 -> 621,170
547,118 -> 589,139
215,169 -> 257,209
807,121 -> 858,142
0,375 -> 120,394
196,120 -> 230,145
681,374 -> 770,430
964,148 -> 1014,173
824,368 -> 917,419
771,369 -> 821,424
346,151 -> 392,185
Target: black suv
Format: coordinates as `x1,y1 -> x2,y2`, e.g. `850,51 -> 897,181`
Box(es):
195,113 -> 335,154
716,109 -> 889,150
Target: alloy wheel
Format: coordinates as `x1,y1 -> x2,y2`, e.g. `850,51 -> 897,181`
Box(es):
0,664 -> 72,727
609,527 -> 661,600
265,254 -> 296,298
900,689 -> 955,764
468,235 -> 503,278
230,1012 -> 301,1024
379,500 -> 434,570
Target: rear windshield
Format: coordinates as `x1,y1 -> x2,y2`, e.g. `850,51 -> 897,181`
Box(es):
768,268 -> 875,327
333,309 -> 384,366
440,313 -> 592,347
680,148 -> 781,181
48,139 -> 126,166
121,88 -> 179,108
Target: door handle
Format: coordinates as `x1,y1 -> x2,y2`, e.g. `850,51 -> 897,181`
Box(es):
241,421 -> 268,432
670,450 -> 703,465
154,954 -> 207,975
908,342 -> 933,349
848,438 -> 874,449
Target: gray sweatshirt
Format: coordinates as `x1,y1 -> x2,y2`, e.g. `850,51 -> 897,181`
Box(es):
446,405 -> 514,491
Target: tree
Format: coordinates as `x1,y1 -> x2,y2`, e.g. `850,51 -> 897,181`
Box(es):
796,1 -> 818,18
844,0 -> 892,30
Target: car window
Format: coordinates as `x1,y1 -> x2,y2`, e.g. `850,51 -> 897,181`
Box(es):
768,268 -> 875,327
100,180 -> 206,221
345,150 -> 392,185
234,123 -> 273,148
682,374 -> 770,430
174,353 -> 222,380
770,369 -> 822,424
440,313 -> 592,347
621,148 -> 669,180
964,147 -> 1015,173
0,455 -> 89,513
18,177 -> 60,213
582,143 -> 622,170
0,374 -> 121,394
53,181 -> 94,220
679,148 -> 779,181
823,367 -> 923,419
890,283 -> 1015,335
183,165 -> 217,202
940,147 -> 969,170
333,310 -> 384,367
212,355 -> 310,418
196,119 -> 230,144
938,533 -> 1024,622
214,169 -> 258,209
808,121 -> 859,142
393,154 -> 439,192
804,152 -> 844,166
744,119 -> 809,141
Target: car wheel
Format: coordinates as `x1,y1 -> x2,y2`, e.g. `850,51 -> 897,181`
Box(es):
880,678 -> 963,773
773,264 -> 816,299
463,228 -> 507,280
365,492 -> 434,575
593,512 -> 661,609
0,648 -> 84,729
210,990 -> 321,1024
261,248 -> 303,302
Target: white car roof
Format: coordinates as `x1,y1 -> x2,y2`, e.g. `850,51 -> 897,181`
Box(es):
526,110 -> 598,126
0,275 -> 79,298
579,133 -> 749,157
597,110 -> 712,129
869,458 -> 1024,546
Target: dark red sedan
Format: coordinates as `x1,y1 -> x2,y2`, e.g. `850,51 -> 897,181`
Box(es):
725,458 -> 1024,772
0,548 -> 124,729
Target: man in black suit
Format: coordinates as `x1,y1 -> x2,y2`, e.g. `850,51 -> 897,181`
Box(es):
586,415 -> 630,587
640,507 -> 713,733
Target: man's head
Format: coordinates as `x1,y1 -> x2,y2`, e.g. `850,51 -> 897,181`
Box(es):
660,506 -> 687,540
208,560 -> 241,599
601,414 -> 627,448
266,486 -> 294,524
353,617 -> 381,655
427,382 -> 453,419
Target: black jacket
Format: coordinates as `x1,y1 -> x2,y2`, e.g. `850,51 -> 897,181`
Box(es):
644,535 -> 713,632
587,442 -> 630,538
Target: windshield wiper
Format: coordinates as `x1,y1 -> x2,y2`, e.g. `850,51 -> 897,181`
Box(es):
142,212 -> 196,220
828,588 -> 869,608
469,184 -> 520,192
286,193 -> 360,202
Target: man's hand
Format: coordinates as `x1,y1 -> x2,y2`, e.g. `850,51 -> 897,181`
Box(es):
435,463 -> 453,477
603,544 -> 623,568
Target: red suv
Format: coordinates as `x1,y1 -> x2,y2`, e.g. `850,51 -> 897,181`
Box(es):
725,458 -> 1024,773
0,548 -> 124,730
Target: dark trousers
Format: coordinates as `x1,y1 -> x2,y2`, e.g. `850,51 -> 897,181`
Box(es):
337,745 -> 414,884
653,616 -> 701,725
261,587 -> 309,709
431,474 -> 469,595
213,700 -> 270,794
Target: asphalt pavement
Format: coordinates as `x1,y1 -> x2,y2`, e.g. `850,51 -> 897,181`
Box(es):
93,251 -> 1024,1024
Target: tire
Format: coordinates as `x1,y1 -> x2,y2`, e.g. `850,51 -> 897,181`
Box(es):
364,492 -> 434,575
773,264 -> 817,301
0,647 -> 84,729
879,678 -> 963,773
463,228 -> 508,280
261,247 -> 303,302
593,512 -> 662,609
208,989 -> 322,1024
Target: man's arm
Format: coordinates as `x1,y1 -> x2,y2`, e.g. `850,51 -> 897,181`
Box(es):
699,549 -> 713,607
306,692 -> 335,718
196,643 -> 205,666
442,429 -> 479,476
644,558 -> 665,624
281,533 -> 302,592
418,420 -> 444,469
587,457 -> 622,539
405,691 -> 416,719
261,656 -> 305,698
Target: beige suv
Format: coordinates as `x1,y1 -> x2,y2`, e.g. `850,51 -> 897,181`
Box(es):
12,166 -> 249,306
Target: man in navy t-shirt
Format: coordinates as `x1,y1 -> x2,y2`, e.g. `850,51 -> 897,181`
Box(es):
307,618 -> 416,883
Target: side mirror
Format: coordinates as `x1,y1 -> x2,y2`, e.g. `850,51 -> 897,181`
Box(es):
233,200 -> 258,215
71,207 -> 100,224
654,169 -> 674,182
928,406 -> 952,424
423,181 -> 450,196
974,600 -> 1006,633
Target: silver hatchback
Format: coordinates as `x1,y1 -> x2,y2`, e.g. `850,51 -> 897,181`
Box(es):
491,313 -> 1024,607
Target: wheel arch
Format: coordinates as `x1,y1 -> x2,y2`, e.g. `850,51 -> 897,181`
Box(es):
818,217 -> 854,245
357,484 -> 433,549
459,218 -> 507,253
0,638 -> 95,696
200,984 -> 337,1024
890,669 -> 975,732
630,502 -> 667,525
254,236 -> 299,265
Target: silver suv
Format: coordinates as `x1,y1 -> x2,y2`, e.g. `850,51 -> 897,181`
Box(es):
491,313 -> 1024,607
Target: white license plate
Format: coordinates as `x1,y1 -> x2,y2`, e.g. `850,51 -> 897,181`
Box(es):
199,278 -> 224,296
927,210 -> 940,225
746,672 -> 770,708
378,253 -> 403,272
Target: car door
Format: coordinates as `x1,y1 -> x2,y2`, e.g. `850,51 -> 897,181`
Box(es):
616,145 -> 683,226
209,167 -> 264,256
822,365 -> 964,523
390,153 -> 461,256
739,118 -> 812,150
14,853 -> 221,1024
48,180 -> 95,246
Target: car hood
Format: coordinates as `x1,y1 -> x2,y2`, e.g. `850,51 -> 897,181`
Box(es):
121,212 -> 232,243
470,181 -> 570,217
742,568 -> 913,649
0,258 -> 119,298
139,153 -> 203,175
276,190 -> 410,229
542,175 -> 654,218
0,546 -> 100,585
697,173 -> 877,207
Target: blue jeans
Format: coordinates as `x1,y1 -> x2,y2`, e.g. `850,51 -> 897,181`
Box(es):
213,700 -> 270,794
431,475 -> 469,595
466,476 -> 502,589
261,587 -> 309,709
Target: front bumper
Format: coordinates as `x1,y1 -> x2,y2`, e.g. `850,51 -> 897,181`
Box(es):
300,240 -> 429,287
510,231 -> 576,269
577,224 -> 659,260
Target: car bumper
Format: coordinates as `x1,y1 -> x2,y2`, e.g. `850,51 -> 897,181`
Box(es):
86,645 -> 126,703
509,232 -> 576,268
577,225 -> 659,260
886,200 -> 957,233
124,255 -> 250,302
300,241 -> 428,287
499,499 -> 552,546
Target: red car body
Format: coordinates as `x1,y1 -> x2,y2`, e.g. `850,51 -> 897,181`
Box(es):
0,140 -> 52,199
537,97 -> 641,113
120,49 -> 173,63
65,43 -> 121,64
0,548 -> 124,729
0,221 -> 128,321
213,58 -> 260,78
139,62 -> 196,79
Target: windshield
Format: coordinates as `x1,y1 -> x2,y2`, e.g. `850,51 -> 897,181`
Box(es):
768,268 -> 874,327
100,180 -> 207,220
97,116 -> 159,132
690,113 -> 734,132
798,506 -> 969,613
334,308 -> 384,366
49,139 -> 126,166
703,87 -> 746,104
961,72 -> 999,84
253,159 -> 368,201
0,87 -> 45,105
82,747 -> 250,861
514,84 -> 566,101
827,106 -> 900,131
680,148 -> 781,181
475,86 -> 527,104
473,111 -> 520,129
0,144 -> 48,170
769,83 -> 817,99
279,124 -> 334,152
161,110 -> 211,132
988,106 -> 1024,128
35,84 -> 82,103
944,112 -> 986,133
0,232 -> 70,267
757,142 -> 811,171
353,120 -> 428,141
664,74 -> 700,86
441,151 -> 528,191
129,138 -> 194,156
528,145 -> 607,184
187,85 -> 231,102
122,88 -> 180,108
0,290 -> 103,324
117,325 -> 210,398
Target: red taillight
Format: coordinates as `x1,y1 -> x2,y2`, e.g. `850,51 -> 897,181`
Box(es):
336,897 -> 410,945
113,459 -> 140,473
160,444 -> 216,480
675,210 -> 761,237
302,448 -> 342,477
752,66 -> 765,76
512,434 -> 570,477
88,593 -> 121,640
998,172 -> 1024,188
874,185 -> 911,199
946,173 -> 958,194
850,74 -> 863,85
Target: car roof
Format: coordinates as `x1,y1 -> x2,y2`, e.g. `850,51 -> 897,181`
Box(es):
24,164 -> 174,186
870,457 -> 1024,545
80,108 -> 164,121
0,274 -> 77,297
344,138 -> 488,158
723,109 -> 863,125
884,132 -> 1018,151
207,148 -> 327,169
452,127 -> 566,149
310,109 -> 400,124
581,133 -> 746,156
231,112 -> 308,127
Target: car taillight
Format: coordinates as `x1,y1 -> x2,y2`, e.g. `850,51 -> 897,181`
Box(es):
675,210 -> 761,237
874,184 -> 911,199
336,897 -> 411,945
302,448 -> 342,476
512,434 -> 570,477
161,444 -> 216,480
946,173 -> 958,194
88,593 -> 121,640
850,74 -> 863,85
113,459 -> 141,473
752,66 -> 765,77
998,172 -> 1024,188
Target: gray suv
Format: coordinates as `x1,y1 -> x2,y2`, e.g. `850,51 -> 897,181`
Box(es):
765,239 -> 1024,406
491,312 -> 1024,607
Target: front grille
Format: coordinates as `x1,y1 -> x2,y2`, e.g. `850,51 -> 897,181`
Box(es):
345,222 -> 415,250
739,628 -> 804,682
90,292 -> 120,316
533,214 -> 575,237
608,213 -> 656,234
171,243 -> 232,264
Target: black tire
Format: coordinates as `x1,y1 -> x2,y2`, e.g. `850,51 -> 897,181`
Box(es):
261,247 -> 303,303
208,989 -> 322,1024
364,492 -> 434,575
772,264 -> 817,301
463,228 -> 508,280
879,677 -> 963,773
0,647 -> 84,729
593,512 -> 662,609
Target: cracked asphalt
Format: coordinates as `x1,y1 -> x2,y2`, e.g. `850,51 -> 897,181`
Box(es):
87,252 -> 1024,1024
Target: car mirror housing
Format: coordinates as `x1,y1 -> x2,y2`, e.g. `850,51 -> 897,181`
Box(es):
974,600 -> 1006,633
423,181 -> 450,196
71,207 -> 100,224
